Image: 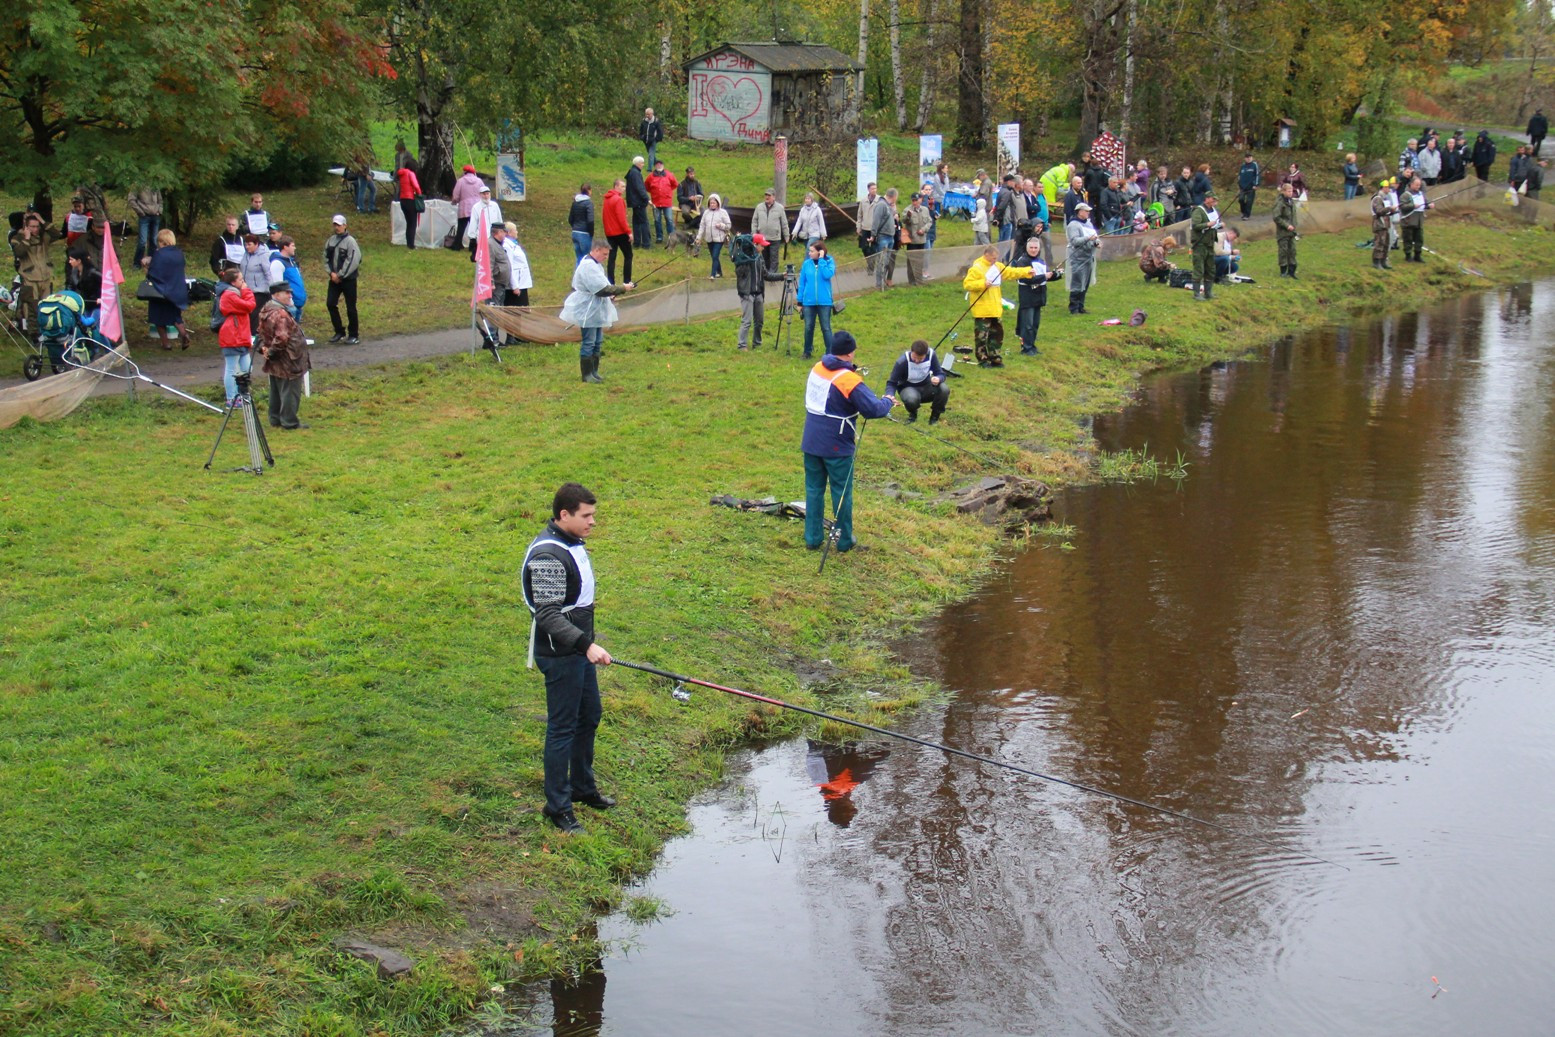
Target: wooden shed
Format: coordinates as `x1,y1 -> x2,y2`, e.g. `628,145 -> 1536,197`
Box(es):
684,41 -> 862,145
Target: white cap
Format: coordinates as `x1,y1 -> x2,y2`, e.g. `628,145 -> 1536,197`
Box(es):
331,214 -> 346,225
479,184 -> 491,193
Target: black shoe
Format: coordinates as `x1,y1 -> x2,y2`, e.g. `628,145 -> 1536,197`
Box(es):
1020,346 -> 1037,355
283,423 -> 310,430
575,793 -> 616,810
837,543 -> 868,554
328,333 -> 345,343
928,416 -> 941,426
905,412 -> 918,423
543,808 -> 585,835
345,336 -> 360,345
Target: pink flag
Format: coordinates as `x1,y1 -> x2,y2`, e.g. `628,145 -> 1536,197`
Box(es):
100,223 -> 126,344
470,206 -> 493,309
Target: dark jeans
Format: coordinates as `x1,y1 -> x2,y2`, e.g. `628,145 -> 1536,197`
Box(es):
1017,304 -> 1044,351
653,206 -> 673,242
400,199 -> 418,249
1533,136 -> 1546,157
248,292 -> 270,337
709,240 -> 724,277
134,215 -> 160,268
607,234 -> 633,284
762,242 -> 781,274
900,380 -> 949,419
268,374 -> 303,428
1238,188 -> 1256,218
326,277 -> 358,337
801,304 -> 832,357
572,231 -> 592,265
536,653 -> 602,815
804,452 -> 858,550
354,176 -> 377,213
455,216 -> 469,251
631,206 -> 650,250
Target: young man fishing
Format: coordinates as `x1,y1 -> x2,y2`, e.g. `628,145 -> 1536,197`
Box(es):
883,338 -> 949,424
522,482 -> 615,836
802,330 -> 896,553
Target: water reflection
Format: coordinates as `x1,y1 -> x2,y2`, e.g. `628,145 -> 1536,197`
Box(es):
524,283 -> 1555,1036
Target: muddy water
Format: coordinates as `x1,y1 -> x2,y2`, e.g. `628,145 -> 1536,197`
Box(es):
525,283 -> 1555,1036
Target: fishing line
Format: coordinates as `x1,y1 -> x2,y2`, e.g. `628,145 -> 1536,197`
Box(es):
817,419 -> 866,575
886,413 -> 1016,473
612,658 -> 1348,870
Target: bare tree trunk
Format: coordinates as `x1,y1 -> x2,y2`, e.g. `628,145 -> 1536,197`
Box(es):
659,22 -> 673,82
981,3 -> 993,144
954,0 -> 984,149
1120,0 -> 1136,147
913,0 -> 939,131
854,0 -> 871,124
890,0 -> 907,130
1077,0 -> 1126,154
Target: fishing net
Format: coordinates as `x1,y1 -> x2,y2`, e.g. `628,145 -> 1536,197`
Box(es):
0,346 -> 125,428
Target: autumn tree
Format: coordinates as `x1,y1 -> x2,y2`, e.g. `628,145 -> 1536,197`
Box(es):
0,0 -> 384,223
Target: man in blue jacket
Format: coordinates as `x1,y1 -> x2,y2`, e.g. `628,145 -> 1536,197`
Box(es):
1237,152 -> 1260,220
802,330 -> 896,553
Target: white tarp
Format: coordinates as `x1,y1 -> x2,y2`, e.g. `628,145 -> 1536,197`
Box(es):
390,198 -> 457,248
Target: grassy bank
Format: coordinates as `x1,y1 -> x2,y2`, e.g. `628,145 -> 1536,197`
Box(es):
2,122 -> 1503,377
3,196 -> 1554,1033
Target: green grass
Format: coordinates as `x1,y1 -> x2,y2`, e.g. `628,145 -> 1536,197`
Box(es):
5,151 -> 1555,1033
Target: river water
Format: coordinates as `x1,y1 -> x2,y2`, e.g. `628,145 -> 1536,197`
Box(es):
522,283 -> 1555,1036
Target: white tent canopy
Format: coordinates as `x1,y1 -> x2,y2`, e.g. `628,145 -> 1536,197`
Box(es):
389,198 -> 457,248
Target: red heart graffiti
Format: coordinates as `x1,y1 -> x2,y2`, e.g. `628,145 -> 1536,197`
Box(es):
704,75 -> 764,134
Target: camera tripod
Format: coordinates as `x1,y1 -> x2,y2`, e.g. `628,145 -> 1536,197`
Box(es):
773,262 -> 797,356
204,372 -> 274,475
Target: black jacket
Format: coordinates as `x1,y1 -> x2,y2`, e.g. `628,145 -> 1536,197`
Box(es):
639,118 -> 663,148
568,195 -> 594,236
1529,113 -> 1548,138
1010,250 -> 1059,307
735,255 -> 784,299
522,522 -> 595,658
1173,177 -> 1194,211
209,231 -> 243,275
1082,163 -> 1109,202
1472,133 -> 1497,168
1098,186 -> 1124,224
1189,171 -> 1213,206
625,166 -> 650,210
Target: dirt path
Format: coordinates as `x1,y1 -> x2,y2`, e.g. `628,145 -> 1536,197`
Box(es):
0,322 -> 513,402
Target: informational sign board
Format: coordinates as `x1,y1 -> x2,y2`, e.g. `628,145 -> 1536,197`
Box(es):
497,152 -> 525,202
857,138 -> 879,201
919,134 -> 943,188
997,123 -> 1021,177
687,50 -> 773,144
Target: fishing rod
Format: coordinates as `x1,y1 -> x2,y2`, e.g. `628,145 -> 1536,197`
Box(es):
931,282 -> 991,354
811,184 -> 861,233
818,418 -> 866,574
886,413 -> 1016,472
611,658 -> 1348,870
628,253 -> 684,288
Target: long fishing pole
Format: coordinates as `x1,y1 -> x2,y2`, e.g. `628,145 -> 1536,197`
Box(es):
611,658 -> 1347,870
627,253 -> 683,288
886,412 -> 1016,472
811,184 -> 861,233
818,418 -> 866,575
932,282 -> 991,354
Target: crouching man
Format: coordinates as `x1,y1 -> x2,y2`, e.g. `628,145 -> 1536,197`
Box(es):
884,338 -> 949,425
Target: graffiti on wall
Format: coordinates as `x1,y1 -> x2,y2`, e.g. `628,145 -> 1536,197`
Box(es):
688,57 -> 771,144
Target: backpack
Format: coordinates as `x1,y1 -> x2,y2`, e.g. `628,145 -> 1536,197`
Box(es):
1167,268 -> 1195,289
730,233 -> 759,266
209,281 -> 233,331
36,290 -> 84,337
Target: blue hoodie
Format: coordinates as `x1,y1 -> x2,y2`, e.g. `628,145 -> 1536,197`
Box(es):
801,353 -> 894,457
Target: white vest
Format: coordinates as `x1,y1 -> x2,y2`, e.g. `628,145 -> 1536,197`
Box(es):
902,349 -> 936,385
805,363 -> 859,435
522,534 -> 594,666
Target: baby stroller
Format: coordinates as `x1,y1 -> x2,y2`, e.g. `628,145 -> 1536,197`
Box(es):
32,290 -> 105,378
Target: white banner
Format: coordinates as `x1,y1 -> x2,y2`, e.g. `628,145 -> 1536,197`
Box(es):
497,153 -> 525,202
918,134 -> 942,190
857,138 -> 879,202
998,123 -> 1021,178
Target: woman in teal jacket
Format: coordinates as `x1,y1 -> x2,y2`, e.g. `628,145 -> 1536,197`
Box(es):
796,241 -> 835,359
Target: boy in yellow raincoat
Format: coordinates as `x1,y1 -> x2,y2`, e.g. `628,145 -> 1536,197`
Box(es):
961,245 -> 1035,367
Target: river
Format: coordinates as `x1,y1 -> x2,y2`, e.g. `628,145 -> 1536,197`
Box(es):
518,282 -> 1555,1036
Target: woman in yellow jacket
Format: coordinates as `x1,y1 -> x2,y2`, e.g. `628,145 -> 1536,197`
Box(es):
1040,163 -> 1073,210
961,245 -> 1035,367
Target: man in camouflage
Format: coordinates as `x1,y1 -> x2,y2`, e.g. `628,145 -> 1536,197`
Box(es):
1190,191 -> 1222,300
1370,182 -> 1395,270
1272,182 -> 1299,279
